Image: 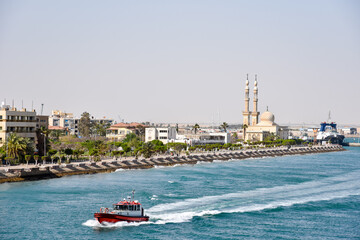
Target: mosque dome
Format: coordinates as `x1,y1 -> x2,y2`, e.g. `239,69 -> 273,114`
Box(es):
259,111 -> 275,125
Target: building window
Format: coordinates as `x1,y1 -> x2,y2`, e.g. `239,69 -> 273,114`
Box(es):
160,136 -> 168,139
159,130 -> 168,133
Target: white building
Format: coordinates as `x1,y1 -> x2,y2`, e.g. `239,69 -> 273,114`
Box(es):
0,103 -> 37,146
145,127 -> 177,144
191,132 -> 231,145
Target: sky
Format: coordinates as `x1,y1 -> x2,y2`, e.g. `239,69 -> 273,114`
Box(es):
0,0 -> 359,125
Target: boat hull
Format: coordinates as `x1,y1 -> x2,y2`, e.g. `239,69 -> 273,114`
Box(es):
94,213 -> 149,223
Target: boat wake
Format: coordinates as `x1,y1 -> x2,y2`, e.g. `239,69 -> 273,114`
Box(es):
83,170 -> 360,228
148,170 -> 360,223
82,219 -> 152,228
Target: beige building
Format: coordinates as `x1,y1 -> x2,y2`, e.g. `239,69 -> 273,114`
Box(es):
0,104 -> 37,146
242,76 -> 289,141
49,110 -> 79,135
36,115 -> 49,129
106,122 -> 145,141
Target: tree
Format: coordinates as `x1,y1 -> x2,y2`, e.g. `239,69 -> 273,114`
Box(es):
34,155 -> 39,165
64,148 -> 73,156
36,126 -> 50,156
242,124 -> 248,140
264,133 -> 279,142
192,123 -> 200,134
92,122 -> 111,137
141,142 -> 154,158
79,112 -> 93,138
22,137 -> 34,156
48,149 -> 58,157
41,156 -> 47,165
121,143 -> 131,153
0,147 -> 6,165
232,132 -> 238,142
81,139 -> 109,156
220,122 -> 229,132
167,142 -> 187,155
135,125 -> 146,141
49,130 -> 65,141
5,133 -> 30,161
122,133 -> 139,143
151,140 -> 166,153
25,155 -> 31,166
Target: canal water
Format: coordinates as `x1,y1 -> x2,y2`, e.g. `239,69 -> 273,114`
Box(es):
1,147 -> 359,239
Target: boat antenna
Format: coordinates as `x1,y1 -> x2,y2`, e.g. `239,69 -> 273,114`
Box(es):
327,110 -> 331,122
132,189 -> 135,201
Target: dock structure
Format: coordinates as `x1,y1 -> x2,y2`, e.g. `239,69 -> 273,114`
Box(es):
0,145 -> 345,184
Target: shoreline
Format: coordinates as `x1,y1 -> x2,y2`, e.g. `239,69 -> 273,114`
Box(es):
0,145 -> 345,184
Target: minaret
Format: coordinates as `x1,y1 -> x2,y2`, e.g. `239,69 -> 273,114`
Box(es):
242,74 -> 251,126
251,74 -> 260,125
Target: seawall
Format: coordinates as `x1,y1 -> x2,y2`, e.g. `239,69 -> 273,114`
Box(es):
0,145 -> 345,184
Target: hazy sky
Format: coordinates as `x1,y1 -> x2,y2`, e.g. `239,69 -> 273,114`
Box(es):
1,0 -> 359,125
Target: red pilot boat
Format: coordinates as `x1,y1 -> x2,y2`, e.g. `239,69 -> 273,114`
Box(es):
94,190 -> 149,223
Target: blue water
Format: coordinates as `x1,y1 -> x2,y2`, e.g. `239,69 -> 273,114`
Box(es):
344,137 -> 360,143
1,148 -> 360,239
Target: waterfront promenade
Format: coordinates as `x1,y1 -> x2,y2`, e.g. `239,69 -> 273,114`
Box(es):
0,145 -> 344,184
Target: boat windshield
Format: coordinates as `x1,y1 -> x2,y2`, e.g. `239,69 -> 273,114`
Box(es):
114,205 -> 141,211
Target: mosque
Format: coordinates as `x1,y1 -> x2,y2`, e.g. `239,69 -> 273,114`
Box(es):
242,75 -> 289,141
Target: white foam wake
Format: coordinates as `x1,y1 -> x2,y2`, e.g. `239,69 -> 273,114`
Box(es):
83,170 -> 360,228
82,219 -> 152,228
147,170 -> 360,224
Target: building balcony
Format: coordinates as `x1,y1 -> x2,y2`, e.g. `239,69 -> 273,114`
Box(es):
3,130 -> 36,133
0,119 -> 37,122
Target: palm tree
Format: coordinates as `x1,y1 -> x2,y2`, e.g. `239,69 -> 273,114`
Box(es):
192,123 -> 200,134
5,133 -> 27,159
37,126 -> 50,156
22,137 -> 34,156
220,122 -> 229,132
242,124 -> 248,140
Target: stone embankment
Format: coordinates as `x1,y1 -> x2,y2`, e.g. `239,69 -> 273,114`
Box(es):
0,145 -> 344,184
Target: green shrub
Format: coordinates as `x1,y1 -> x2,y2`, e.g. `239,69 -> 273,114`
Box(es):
5,157 -> 17,165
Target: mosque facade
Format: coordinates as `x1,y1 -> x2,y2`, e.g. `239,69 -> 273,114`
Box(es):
242,75 -> 289,141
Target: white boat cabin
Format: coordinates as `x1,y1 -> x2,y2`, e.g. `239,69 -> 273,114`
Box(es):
112,199 -> 144,217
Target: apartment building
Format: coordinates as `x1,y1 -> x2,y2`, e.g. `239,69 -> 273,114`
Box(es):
0,103 -> 37,146
49,110 -> 79,135
36,115 -> 49,129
